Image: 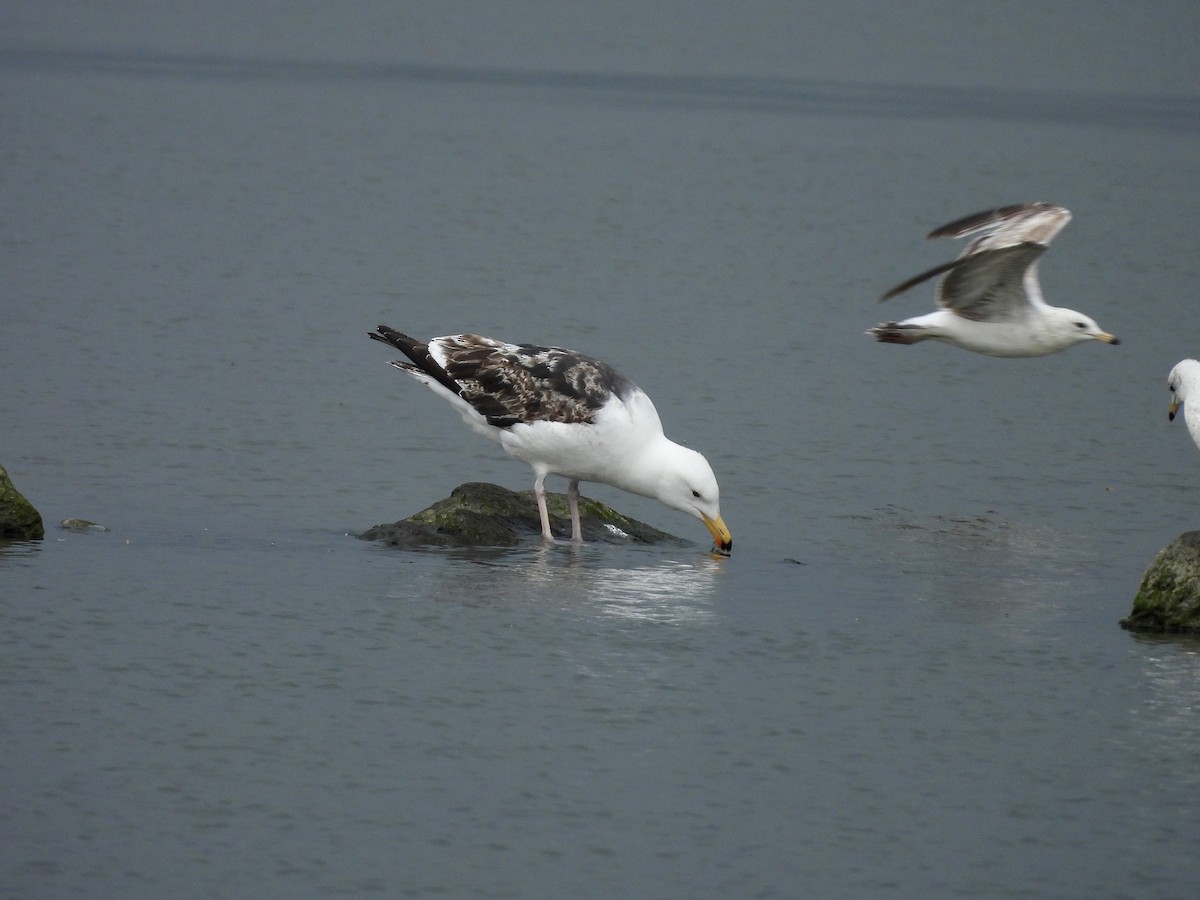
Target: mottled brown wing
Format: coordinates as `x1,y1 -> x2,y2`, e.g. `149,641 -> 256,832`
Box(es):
434,334 -> 634,428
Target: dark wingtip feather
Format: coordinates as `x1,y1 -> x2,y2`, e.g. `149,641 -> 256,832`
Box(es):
368,325 -> 466,398
368,324 -> 406,346
879,258 -> 960,301
369,325 -> 428,359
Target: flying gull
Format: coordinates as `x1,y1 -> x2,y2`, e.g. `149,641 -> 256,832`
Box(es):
1168,358 -> 1200,451
869,202 -> 1119,357
368,325 -> 732,552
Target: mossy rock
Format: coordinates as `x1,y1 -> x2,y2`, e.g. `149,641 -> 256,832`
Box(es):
0,464 -> 44,541
360,481 -> 684,548
1122,531 -> 1200,634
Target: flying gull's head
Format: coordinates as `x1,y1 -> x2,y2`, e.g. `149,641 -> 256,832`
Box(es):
1049,308 -> 1119,347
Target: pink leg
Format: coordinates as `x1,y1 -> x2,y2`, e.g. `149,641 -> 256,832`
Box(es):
533,474 -> 554,540
568,480 -> 583,543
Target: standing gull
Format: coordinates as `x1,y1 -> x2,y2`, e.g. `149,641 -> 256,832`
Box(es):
368,325 -> 732,552
1168,359 -> 1200,451
869,202 -> 1119,357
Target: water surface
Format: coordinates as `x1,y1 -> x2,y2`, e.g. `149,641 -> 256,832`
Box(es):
3,3 -> 1200,898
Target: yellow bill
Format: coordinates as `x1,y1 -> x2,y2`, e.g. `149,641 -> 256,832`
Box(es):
702,512 -> 733,554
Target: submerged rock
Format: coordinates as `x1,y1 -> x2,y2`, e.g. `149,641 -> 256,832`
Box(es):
0,464 -> 44,541
1122,532 -> 1200,634
60,518 -> 110,533
360,481 -> 684,548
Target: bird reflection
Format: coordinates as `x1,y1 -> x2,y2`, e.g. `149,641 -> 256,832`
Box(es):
430,544 -> 725,625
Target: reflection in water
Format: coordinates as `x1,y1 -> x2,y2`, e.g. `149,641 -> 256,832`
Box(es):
402,547 -> 728,709
1126,636 -> 1200,788
426,544 -> 725,625
532,549 -> 725,626
0,540 -> 42,567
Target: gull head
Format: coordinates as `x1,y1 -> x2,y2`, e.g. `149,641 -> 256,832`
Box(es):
1048,307 -> 1119,348
1167,359 -> 1200,452
1167,359 -> 1200,422
653,445 -> 732,554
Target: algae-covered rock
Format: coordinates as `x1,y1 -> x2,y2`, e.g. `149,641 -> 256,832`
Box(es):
360,481 -> 684,548
1122,531 -> 1200,633
0,464 -> 44,541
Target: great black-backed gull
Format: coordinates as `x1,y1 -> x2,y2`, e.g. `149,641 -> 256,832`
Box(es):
1168,359 -> 1200,450
869,202 -> 1119,357
368,325 -> 732,552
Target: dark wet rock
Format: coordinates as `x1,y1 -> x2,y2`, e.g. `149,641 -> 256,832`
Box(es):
359,481 -> 684,549
1122,531 -> 1200,634
0,464 -> 44,541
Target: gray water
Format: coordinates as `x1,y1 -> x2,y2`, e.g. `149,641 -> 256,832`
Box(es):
4,3 -> 1200,897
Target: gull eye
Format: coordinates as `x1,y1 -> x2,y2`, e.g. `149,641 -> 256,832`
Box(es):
691,489 -> 701,498
1074,321 -> 1087,329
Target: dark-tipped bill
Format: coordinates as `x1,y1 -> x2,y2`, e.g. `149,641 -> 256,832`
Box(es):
702,512 -> 733,555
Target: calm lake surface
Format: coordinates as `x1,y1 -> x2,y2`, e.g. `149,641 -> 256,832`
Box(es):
4,3 -> 1200,897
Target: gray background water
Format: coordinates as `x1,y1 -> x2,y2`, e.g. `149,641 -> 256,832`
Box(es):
3,2 -> 1200,897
